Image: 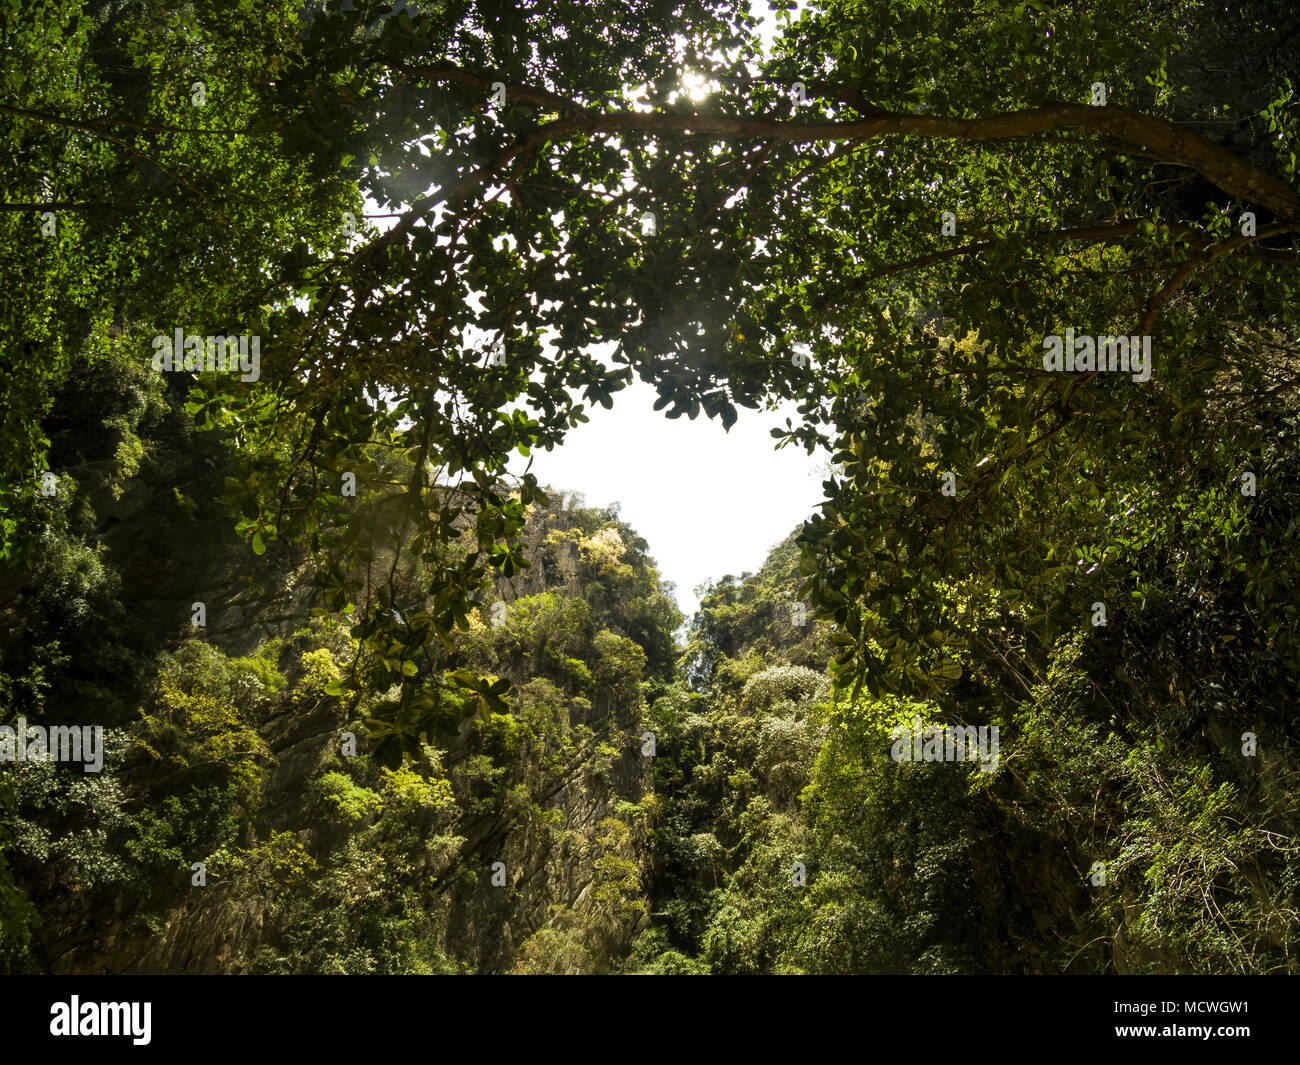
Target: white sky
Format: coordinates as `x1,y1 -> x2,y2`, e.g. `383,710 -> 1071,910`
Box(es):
507,384 -> 828,617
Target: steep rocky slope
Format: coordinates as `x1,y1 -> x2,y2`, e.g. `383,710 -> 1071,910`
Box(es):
0,355 -> 673,973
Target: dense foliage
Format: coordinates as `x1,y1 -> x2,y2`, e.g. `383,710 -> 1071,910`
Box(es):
2,0 -> 1298,973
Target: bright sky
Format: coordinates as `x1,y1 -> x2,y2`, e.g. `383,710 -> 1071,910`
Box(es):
507,384 -> 829,618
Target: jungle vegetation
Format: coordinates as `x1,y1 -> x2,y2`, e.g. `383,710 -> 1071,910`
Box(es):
2,0 -> 1298,973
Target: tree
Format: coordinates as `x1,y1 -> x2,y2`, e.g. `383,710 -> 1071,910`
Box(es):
5,0 -> 1299,756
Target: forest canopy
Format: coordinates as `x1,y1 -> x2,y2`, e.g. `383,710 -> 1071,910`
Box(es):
1,0 -> 1298,975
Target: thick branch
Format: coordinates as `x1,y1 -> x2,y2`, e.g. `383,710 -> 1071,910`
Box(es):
386,64 -> 1300,221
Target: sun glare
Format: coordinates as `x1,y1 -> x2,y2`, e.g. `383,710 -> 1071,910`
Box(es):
680,71 -> 712,102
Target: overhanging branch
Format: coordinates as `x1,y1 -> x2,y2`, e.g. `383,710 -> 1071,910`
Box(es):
384,63 -> 1300,221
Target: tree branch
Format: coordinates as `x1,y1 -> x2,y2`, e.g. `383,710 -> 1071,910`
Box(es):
382,64 -> 1300,220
